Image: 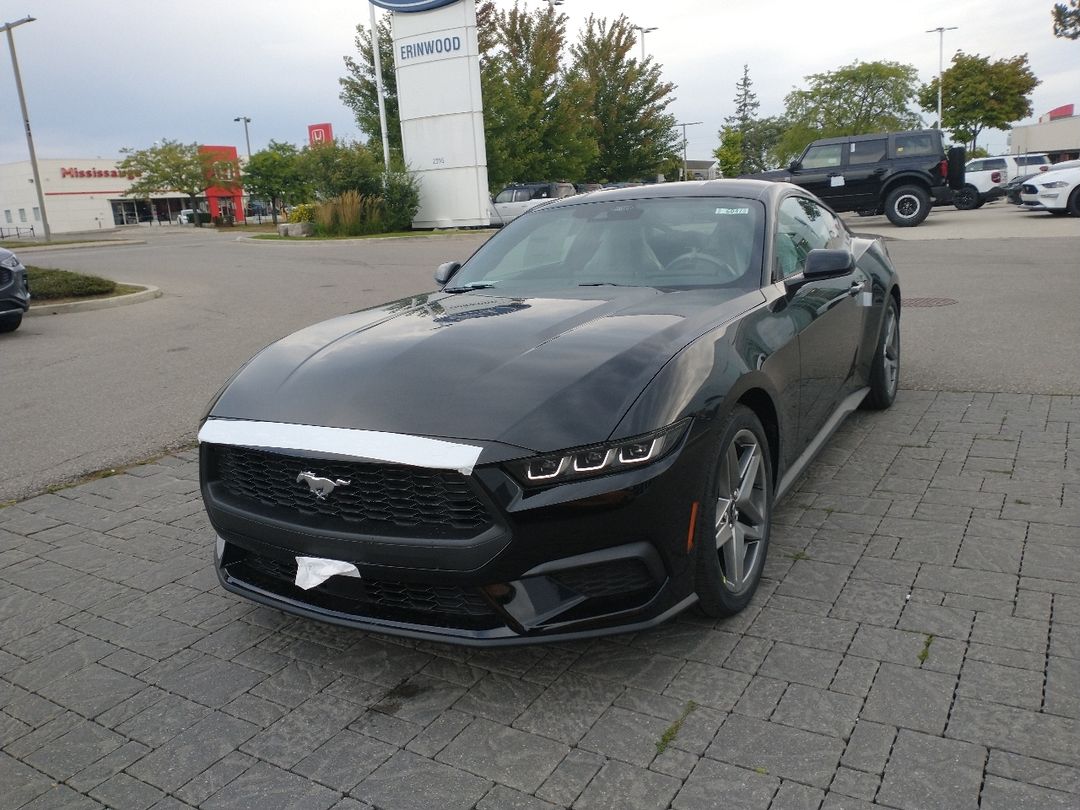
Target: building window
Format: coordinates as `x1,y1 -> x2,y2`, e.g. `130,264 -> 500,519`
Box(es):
19,209 -> 27,223
33,207 -> 41,221
3,210 -> 11,224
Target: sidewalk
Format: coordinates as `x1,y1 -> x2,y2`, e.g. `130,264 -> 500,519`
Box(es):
1,389 -> 1078,809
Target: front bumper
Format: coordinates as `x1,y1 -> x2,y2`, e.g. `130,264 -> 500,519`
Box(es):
0,266 -> 30,315
201,422 -> 713,645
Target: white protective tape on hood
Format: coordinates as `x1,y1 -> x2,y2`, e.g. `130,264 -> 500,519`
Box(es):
294,556 -> 363,590
198,419 -> 483,475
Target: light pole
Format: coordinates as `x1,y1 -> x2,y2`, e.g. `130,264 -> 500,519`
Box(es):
634,25 -> 657,62
545,0 -> 564,8
233,116 -> 252,161
926,26 -> 957,130
677,121 -> 702,181
2,16 -> 50,241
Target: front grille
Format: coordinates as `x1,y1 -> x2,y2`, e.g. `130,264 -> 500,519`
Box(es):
0,268 -> 11,287
212,445 -> 492,536
551,558 -> 657,598
226,551 -> 502,630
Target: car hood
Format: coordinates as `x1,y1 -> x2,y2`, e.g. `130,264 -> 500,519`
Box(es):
739,169 -> 790,183
210,287 -> 763,453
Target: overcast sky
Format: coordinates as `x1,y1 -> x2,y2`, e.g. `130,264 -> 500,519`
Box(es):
0,0 -> 1075,169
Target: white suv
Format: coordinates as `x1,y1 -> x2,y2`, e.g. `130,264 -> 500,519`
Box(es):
955,154 -> 1050,210
1019,163 -> 1080,216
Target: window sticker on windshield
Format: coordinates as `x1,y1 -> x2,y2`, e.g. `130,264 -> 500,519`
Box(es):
715,207 -> 750,215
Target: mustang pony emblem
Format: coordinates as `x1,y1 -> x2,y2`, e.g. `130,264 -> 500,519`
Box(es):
296,471 -> 351,500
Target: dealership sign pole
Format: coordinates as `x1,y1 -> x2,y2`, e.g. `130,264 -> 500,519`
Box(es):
368,2 -> 392,172
371,0 -> 490,228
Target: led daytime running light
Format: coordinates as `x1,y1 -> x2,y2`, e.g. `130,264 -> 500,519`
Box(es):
516,419 -> 689,486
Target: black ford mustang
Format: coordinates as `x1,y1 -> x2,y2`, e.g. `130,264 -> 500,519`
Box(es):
199,180 -> 901,645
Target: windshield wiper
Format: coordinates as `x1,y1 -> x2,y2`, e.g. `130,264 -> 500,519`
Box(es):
444,282 -> 498,292
577,282 -> 633,287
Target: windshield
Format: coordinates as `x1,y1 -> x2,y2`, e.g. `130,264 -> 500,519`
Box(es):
451,197 -> 765,292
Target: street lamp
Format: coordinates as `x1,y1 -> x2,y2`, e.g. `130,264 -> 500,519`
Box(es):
545,0 -> 564,7
926,26 -> 958,130
2,16 -> 51,241
676,121 -> 702,181
233,115 -> 252,161
634,25 -> 657,62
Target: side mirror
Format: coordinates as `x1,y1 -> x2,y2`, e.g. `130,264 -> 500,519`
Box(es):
434,262 -> 461,286
803,249 -> 854,279
788,160 -> 801,173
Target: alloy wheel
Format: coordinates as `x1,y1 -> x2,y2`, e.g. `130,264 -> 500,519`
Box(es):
882,308 -> 899,398
714,429 -> 768,592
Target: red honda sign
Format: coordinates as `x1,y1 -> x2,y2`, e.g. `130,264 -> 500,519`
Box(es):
308,123 -> 334,146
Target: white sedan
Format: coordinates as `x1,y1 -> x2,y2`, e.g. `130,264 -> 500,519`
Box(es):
1019,164 -> 1080,216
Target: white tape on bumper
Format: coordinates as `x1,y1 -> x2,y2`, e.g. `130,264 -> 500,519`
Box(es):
294,556 -> 362,590
198,419 -> 483,475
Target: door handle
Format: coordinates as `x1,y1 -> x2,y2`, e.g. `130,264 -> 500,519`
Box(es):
848,281 -> 865,296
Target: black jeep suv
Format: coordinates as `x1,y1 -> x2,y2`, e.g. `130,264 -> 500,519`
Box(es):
746,130 -> 965,227
0,247 -> 31,333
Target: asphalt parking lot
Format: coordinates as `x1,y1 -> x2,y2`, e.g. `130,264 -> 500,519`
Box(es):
1,203 -> 1079,809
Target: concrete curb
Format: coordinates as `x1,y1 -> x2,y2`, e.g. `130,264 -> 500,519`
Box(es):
235,230 -> 495,245
14,239 -> 146,253
27,285 -> 162,317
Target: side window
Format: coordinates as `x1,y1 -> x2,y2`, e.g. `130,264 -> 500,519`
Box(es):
494,189 -> 515,204
518,189 -> 536,202
966,160 -> 985,173
894,132 -> 937,156
775,197 -> 832,280
801,144 -> 843,169
848,139 -> 886,165
530,187 -> 551,200
3,210 -> 11,224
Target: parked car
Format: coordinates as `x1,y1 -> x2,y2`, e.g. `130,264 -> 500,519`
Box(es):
954,154 -> 1051,210
0,247 -> 31,333
1019,163 -> 1080,216
744,129 -> 964,227
198,179 -> 902,645
1004,159 -> 1080,205
490,182 -> 576,225
176,209 -> 196,224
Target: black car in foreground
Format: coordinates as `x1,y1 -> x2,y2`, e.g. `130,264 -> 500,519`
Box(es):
0,247 -> 31,333
199,180 -> 901,645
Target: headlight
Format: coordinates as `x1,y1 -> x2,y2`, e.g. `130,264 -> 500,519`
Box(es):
1042,181 -> 1069,189
508,419 -> 690,487
0,255 -> 20,269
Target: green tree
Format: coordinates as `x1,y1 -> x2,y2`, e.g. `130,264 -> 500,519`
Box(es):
117,140 -> 227,227
778,60 -> 922,159
917,52 -> 1040,151
339,13 -> 400,163
298,140 -> 382,200
241,141 -> 305,225
570,14 -> 679,182
480,1 -> 597,189
714,126 -> 744,178
1053,1 -> 1080,38
720,65 -> 760,175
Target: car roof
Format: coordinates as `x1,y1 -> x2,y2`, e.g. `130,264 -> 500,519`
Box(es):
544,179 -> 783,207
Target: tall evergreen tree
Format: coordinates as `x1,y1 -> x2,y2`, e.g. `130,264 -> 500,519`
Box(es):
570,15 -> 679,182
720,64 -> 761,176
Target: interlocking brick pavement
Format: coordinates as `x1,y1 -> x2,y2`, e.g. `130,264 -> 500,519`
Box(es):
1,390 -> 1078,809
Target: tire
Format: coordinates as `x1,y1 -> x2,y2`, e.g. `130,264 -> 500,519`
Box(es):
0,312 -> 22,333
695,405 -> 773,618
953,184 -> 980,211
1068,187 -> 1080,217
884,185 -> 931,227
862,297 -> 900,410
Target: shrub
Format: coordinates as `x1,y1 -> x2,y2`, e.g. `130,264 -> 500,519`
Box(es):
314,190 -> 384,237
288,203 -> 317,223
382,171 -> 420,231
26,267 -> 116,300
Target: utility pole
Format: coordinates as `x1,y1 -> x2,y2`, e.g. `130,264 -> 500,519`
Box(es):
926,26 -> 958,130
2,16 -> 51,241
677,121 -> 702,181
634,25 -> 657,62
